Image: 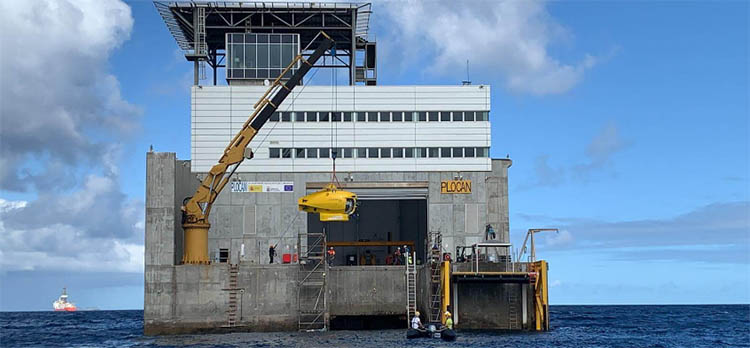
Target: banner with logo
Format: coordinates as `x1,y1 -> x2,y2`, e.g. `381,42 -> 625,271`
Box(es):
230,181 -> 294,193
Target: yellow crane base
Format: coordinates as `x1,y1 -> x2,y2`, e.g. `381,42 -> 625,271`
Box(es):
182,222 -> 210,264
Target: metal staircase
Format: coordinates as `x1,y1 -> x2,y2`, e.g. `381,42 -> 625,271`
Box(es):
428,231 -> 443,322
507,285 -> 519,330
406,251 -> 417,328
223,263 -> 240,328
297,230 -> 328,331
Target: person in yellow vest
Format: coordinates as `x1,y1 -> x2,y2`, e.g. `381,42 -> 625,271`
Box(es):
444,311 -> 453,329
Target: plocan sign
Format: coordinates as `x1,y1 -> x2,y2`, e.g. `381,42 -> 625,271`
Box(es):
441,180 -> 472,194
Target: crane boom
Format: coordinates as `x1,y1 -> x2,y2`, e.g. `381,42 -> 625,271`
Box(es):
181,32 -> 335,264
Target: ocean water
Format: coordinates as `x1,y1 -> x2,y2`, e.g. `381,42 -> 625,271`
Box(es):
1,305 -> 748,347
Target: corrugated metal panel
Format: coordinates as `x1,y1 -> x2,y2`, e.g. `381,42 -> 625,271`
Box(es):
191,85 -> 493,173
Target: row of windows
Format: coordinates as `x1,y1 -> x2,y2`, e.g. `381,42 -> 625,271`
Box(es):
269,147 -> 490,159
226,33 -> 300,79
268,111 -> 489,123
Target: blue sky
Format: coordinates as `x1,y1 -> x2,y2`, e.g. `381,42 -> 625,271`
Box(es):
0,0 -> 747,310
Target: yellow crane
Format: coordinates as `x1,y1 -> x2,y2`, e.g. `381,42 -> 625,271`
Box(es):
180,32 -> 356,264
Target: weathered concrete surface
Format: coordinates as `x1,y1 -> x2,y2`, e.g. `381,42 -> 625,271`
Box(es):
328,266 -> 406,316
454,281 -> 534,330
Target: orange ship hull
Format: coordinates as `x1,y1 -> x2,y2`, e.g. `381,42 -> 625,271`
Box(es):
54,307 -> 77,312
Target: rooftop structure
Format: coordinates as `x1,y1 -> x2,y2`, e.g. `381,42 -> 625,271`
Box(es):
155,1 -> 376,85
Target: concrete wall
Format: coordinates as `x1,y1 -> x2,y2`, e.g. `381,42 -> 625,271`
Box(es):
144,152 -> 512,333
454,282 -> 534,330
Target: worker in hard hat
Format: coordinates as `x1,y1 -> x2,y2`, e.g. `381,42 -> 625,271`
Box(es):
444,311 -> 453,329
327,246 -> 336,266
411,311 -> 424,330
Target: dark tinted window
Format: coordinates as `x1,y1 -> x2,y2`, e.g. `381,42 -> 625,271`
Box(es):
270,112 -> 280,122
357,148 -> 367,158
441,112 -> 450,122
405,148 -> 414,158
379,112 -> 390,122
452,147 -> 463,157
295,148 -> 306,158
429,147 -> 439,158
356,112 -> 366,122
282,148 -> 292,158
306,112 -> 317,122
477,112 -> 488,121
269,148 -> 280,158
367,148 -> 378,158
343,148 -> 353,158
428,112 -> 439,121
331,112 -> 342,122
464,147 -> 475,157
368,112 -> 378,122
295,112 -> 305,122
464,111 -> 475,121
441,147 -> 451,157
319,112 -> 330,122
418,112 -> 427,121
452,111 -> 463,121
393,148 -> 404,158
381,148 -> 391,158
319,148 -> 330,158
392,112 -> 403,122
281,112 -> 292,122
343,112 -> 352,122
307,148 -> 318,158
404,112 -> 413,122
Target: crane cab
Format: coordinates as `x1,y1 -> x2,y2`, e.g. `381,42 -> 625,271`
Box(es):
298,184 -> 358,221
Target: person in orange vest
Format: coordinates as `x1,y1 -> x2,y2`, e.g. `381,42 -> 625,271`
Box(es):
327,246 -> 336,266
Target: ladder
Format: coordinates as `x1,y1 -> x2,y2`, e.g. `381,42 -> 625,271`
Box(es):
406,251 -> 417,328
297,231 -> 327,331
507,285 -> 519,330
428,231 -> 443,322
223,263 -> 240,328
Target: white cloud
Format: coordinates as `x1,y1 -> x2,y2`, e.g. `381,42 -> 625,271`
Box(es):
0,0 -> 138,191
544,229 -> 573,247
379,0 -> 596,95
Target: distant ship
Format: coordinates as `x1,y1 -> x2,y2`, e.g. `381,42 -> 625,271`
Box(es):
53,287 -> 77,312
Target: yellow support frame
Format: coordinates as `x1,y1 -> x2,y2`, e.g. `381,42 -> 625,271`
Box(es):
441,260 -> 451,323
531,260 -> 549,331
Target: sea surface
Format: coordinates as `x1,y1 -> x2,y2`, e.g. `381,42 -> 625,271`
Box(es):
1,305 -> 748,347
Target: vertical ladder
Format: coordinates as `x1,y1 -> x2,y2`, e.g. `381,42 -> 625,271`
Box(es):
224,263 -> 240,328
428,231 -> 443,322
297,231 -> 327,331
507,285 -> 519,330
406,251 -> 417,328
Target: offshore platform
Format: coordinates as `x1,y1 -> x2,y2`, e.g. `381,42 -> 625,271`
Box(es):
145,1 -> 551,334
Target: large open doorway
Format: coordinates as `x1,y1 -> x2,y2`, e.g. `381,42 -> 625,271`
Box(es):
308,199 -> 428,265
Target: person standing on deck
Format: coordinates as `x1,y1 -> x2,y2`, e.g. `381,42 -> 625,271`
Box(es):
269,245 -> 276,264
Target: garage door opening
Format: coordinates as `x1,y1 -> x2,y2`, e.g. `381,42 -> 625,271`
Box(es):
308,199 -> 427,265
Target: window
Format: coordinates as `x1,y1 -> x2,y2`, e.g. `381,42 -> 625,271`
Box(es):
270,112 -> 280,122
281,112 -> 292,122
404,112 -> 413,122
343,112 -> 352,122
441,112 -> 450,122
417,148 -> 427,158
418,112 -> 427,121
405,148 -> 414,158
428,112 -> 439,122
477,147 -> 489,157
357,112 -> 366,122
331,112 -> 342,122
357,148 -> 367,158
464,111 -> 475,122
306,112 -> 317,122
295,148 -> 306,158
295,112 -> 305,122
282,148 -> 292,158
367,112 -> 378,122
342,148 -> 353,158
393,147 -> 404,158
464,147 -> 475,158
319,112 -> 330,122
270,148 -> 280,158
392,112 -> 403,122
381,148 -> 391,158
367,148 -> 378,158
307,148 -> 318,158
452,111 -> 463,122
379,112 -> 390,122
428,147 -> 439,158
319,148 -> 330,158
441,147 -> 451,157
219,248 -> 229,263
476,111 -> 488,121
452,147 -> 463,158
